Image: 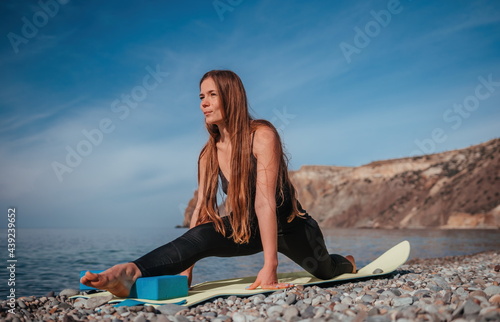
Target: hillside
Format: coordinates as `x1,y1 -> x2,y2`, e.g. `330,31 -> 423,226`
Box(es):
182,138 -> 500,229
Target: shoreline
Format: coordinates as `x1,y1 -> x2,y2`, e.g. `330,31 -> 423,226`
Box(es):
1,251 -> 499,321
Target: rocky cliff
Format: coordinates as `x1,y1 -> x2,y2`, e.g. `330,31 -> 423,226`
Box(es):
182,138 -> 500,229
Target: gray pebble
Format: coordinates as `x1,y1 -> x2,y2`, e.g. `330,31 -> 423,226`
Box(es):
85,294 -> 113,309
275,298 -> 286,305
173,315 -> 190,322
285,293 -> 296,305
413,289 -> 430,298
463,299 -> 481,315
311,296 -> 323,306
145,305 -> 155,313
472,278 -> 486,286
72,299 -> 87,309
59,289 -> 80,297
267,305 -> 283,316
283,306 -> 299,321
300,305 -> 315,319
368,307 -> 379,316
156,303 -> 186,315
380,290 -> 396,298
334,303 -> 348,312
294,299 -> 307,312
367,314 -> 392,322
443,291 -> 452,303
372,268 -> 384,274
133,313 -> 147,322
469,290 -> 488,301
429,285 -> 443,292
484,285 -> 500,296
115,306 -> 127,314
232,312 -> 247,322
120,311 -> 131,317
100,306 -> 114,314
392,296 -> 413,307
422,304 -> 438,314
389,288 -> 402,296
331,296 -> 341,303
452,300 -> 467,319
361,294 -> 374,303
432,276 -> 451,290
156,316 -> 170,322
480,307 -> 500,320
341,296 -> 353,305
313,306 -> 326,319
59,302 -> 72,310
252,294 -> 265,305
16,300 -> 27,309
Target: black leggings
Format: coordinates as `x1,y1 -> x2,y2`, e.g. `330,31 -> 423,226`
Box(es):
133,213 -> 353,280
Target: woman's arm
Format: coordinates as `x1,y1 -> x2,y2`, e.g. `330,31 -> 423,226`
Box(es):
247,126 -> 290,290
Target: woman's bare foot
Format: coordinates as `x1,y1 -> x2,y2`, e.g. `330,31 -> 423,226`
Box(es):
80,263 -> 142,298
346,255 -> 357,273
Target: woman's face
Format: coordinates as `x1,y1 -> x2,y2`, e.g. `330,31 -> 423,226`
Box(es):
200,77 -> 224,125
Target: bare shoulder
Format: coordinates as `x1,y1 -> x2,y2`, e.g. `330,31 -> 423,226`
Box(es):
198,146 -> 209,165
252,124 -> 279,155
197,147 -> 210,178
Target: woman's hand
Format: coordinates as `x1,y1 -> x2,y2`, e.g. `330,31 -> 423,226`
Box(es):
246,265 -> 293,290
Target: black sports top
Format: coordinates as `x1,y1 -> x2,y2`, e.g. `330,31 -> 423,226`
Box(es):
218,151 -> 297,232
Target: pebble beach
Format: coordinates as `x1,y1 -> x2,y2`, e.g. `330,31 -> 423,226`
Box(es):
2,251 -> 499,322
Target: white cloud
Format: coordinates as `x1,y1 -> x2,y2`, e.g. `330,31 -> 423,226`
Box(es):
1,0 -> 499,228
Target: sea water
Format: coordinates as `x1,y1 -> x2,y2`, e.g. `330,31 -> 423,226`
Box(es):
0,227 -> 499,298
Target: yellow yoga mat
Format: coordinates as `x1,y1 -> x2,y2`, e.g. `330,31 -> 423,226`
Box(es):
75,240 -> 410,307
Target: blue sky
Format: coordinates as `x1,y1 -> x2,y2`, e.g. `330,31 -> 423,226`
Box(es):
0,0 -> 499,229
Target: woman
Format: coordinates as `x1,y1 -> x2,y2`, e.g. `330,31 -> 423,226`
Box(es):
81,70 -> 356,297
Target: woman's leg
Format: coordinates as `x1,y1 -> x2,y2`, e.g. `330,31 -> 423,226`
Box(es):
278,214 -> 354,279
81,216 -> 262,296
133,217 -> 262,277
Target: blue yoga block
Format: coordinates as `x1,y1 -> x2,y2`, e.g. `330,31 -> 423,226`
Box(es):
79,270 -> 189,300
129,275 -> 188,300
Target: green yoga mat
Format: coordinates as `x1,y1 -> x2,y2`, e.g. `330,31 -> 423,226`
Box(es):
75,240 -> 410,307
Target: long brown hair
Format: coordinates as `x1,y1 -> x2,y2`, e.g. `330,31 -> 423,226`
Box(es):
196,70 -> 302,243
